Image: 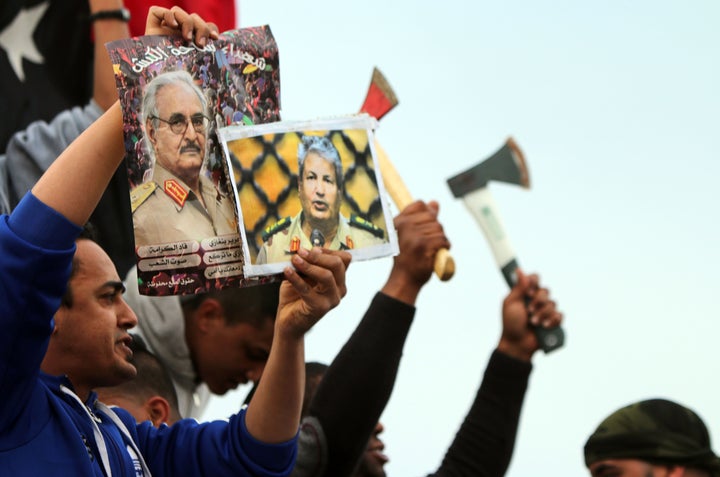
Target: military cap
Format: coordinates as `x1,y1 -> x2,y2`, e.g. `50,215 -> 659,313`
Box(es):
584,398 -> 720,476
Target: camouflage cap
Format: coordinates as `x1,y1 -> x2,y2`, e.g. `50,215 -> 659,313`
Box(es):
584,399 -> 720,476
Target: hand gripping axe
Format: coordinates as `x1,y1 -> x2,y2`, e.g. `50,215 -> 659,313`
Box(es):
360,67 -> 455,281
446,138 -> 565,353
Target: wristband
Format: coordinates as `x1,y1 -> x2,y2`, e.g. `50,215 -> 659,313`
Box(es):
89,8 -> 131,22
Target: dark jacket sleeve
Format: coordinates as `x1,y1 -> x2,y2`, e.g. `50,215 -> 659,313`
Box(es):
428,350 -> 533,477
307,292 -> 415,477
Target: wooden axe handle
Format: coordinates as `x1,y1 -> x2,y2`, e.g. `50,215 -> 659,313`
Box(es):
374,140 -> 455,281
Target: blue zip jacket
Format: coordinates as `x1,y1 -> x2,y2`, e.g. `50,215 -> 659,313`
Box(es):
0,193 -> 297,476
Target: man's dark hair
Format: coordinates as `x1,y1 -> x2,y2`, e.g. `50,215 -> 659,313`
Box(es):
61,222 -> 99,308
303,361 -> 329,418
180,281 -> 282,328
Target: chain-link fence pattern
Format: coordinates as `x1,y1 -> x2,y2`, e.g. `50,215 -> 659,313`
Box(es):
227,129 -> 388,257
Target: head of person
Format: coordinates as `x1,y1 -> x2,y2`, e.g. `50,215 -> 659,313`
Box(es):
584,398 -> 720,477
96,333 -> 182,426
41,224 -> 138,398
142,70 -> 209,186
297,135 -> 344,230
181,282 -> 281,395
304,362 -> 388,477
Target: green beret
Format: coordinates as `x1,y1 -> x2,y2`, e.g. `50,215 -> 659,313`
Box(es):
584,399 -> 720,476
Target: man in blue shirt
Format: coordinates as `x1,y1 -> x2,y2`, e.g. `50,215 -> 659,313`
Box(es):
0,6 -> 350,476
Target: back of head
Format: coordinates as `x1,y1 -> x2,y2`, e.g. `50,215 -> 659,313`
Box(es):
182,281 -> 282,327
584,398 -> 720,476
98,333 -> 182,424
302,361 -> 328,418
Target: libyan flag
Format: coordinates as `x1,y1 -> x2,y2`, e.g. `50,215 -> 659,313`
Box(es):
0,0 -> 238,153
0,0 -> 92,153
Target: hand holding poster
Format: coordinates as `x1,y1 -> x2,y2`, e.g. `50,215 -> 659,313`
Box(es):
107,26 -> 281,295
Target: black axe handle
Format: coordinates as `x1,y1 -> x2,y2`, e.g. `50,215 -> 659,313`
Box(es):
501,258 -> 565,353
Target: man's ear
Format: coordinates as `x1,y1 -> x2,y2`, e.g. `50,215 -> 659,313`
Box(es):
195,298 -> 225,333
145,396 -> 172,427
146,120 -> 157,145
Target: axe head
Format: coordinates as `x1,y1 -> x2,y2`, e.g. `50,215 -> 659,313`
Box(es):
360,67 -> 399,120
447,137 -> 530,198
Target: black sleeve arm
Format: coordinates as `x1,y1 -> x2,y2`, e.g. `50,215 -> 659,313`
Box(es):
308,291 -> 415,477
429,350 -> 533,477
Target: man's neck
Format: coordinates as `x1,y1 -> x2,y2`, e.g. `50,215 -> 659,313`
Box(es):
301,214 -> 337,246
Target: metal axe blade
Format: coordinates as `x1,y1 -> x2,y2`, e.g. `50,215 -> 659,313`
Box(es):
360,67 -> 455,281
446,137 -> 564,353
447,137 -> 529,197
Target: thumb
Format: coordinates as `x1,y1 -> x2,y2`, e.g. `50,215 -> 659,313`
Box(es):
509,268 -> 530,299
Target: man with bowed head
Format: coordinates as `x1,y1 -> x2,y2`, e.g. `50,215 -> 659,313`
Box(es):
0,6 -> 350,476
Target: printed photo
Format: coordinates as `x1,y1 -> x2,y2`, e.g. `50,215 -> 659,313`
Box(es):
218,115 -> 399,277
107,26 -> 283,295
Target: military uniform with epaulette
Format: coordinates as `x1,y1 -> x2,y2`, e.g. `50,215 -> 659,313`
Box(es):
131,163 -> 238,246
256,211 -> 385,264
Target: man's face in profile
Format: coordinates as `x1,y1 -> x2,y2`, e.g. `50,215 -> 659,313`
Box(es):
355,421 -> 389,477
298,151 -> 342,226
53,240 -> 138,390
147,83 -> 207,185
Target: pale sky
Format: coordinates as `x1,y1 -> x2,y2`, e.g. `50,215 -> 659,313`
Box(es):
204,1 -> 720,475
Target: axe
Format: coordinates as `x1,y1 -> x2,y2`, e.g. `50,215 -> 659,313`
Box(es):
360,67 -> 455,281
446,138 -> 565,353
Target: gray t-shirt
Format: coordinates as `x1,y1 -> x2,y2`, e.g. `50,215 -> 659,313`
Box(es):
0,101 -> 102,214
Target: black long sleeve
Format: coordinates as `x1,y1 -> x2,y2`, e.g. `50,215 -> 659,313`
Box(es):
308,292 -> 416,477
428,350 -> 533,477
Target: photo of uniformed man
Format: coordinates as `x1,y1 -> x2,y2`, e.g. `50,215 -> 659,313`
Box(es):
131,70 -> 238,247
256,134 -> 386,264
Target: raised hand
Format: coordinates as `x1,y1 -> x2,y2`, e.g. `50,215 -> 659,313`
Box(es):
382,200 -> 451,305
145,6 -> 219,46
498,269 -> 563,361
277,247 -> 351,337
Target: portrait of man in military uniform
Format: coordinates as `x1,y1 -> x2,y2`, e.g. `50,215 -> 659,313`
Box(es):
256,135 -> 386,264
131,70 -> 238,248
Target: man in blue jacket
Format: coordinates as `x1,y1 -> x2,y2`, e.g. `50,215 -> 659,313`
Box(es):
0,6 -> 350,476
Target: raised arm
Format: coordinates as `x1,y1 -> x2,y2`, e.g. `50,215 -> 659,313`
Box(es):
245,247 -> 350,443
299,200 -> 450,477
91,0 -> 132,109
430,270 -> 563,477
30,6 -> 217,225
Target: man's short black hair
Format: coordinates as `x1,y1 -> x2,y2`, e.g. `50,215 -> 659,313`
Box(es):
180,281 -> 282,328
61,222 -> 99,308
302,361 -> 328,418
